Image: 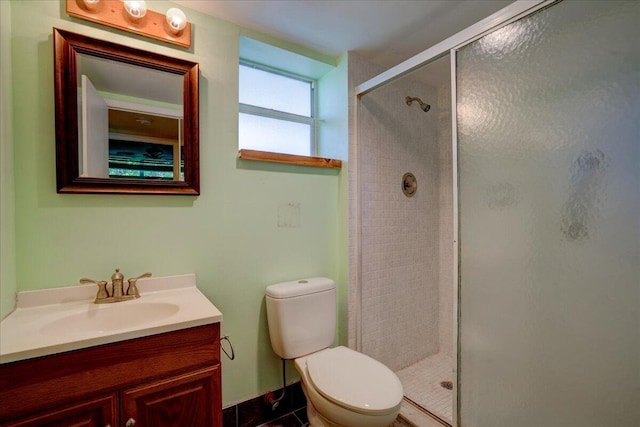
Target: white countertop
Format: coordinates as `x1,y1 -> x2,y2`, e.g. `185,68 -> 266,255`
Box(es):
0,274 -> 222,364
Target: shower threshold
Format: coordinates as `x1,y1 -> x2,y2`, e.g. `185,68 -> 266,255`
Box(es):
396,352 -> 454,426
401,396 -> 450,427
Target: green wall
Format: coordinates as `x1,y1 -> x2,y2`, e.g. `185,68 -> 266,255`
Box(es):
317,54 -> 350,345
1,0 -> 17,319
4,0 -> 348,406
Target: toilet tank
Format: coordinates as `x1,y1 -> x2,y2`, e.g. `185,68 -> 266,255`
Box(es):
265,277 -> 336,359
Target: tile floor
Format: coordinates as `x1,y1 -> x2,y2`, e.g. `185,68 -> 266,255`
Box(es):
236,358 -> 455,427
223,382 -> 307,427
396,352 -> 454,425
257,408 -> 414,427
256,408 -> 308,427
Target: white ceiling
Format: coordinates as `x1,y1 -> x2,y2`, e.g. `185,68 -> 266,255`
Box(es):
175,0 -> 513,75
77,53 -> 183,105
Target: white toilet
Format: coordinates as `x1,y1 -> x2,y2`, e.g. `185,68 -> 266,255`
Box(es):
265,277 -> 403,427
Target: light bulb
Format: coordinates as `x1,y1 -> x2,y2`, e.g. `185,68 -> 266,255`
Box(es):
81,0 -> 100,11
166,8 -> 187,34
124,0 -> 147,20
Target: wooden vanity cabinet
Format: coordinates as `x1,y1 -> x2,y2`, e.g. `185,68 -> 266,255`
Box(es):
1,395 -> 117,427
121,366 -> 218,426
0,324 -> 222,427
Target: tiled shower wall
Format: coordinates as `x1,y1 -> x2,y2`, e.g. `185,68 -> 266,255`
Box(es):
348,53 -> 453,371
347,52 -> 381,351
437,81 -> 454,358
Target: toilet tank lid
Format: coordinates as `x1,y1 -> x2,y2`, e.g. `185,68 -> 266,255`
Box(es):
266,277 -> 335,299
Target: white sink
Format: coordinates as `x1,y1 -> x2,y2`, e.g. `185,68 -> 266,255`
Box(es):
0,274 -> 223,364
40,302 -> 180,336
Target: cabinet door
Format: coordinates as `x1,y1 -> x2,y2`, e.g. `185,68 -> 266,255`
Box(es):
121,366 -> 221,427
1,394 -> 117,427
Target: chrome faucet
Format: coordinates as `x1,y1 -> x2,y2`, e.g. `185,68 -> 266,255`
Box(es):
80,270 -> 152,304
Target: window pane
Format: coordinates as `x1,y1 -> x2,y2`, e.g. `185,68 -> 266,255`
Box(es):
239,113 -> 311,156
239,65 -> 311,116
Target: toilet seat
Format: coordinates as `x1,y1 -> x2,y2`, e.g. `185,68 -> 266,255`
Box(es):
305,346 -> 403,416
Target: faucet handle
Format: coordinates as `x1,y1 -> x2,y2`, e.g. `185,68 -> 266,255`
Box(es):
132,272 -> 152,281
80,278 -> 113,303
126,272 -> 152,298
84,280 -> 111,303
95,281 -> 110,301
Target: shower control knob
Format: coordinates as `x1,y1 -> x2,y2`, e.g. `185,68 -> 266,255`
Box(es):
402,172 -> 417,197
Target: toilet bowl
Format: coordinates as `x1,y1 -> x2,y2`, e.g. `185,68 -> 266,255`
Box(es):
265,278 -> 403,427
295,346 -> 403,427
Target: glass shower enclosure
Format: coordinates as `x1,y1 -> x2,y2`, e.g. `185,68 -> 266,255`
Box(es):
456,1 -> 639,425
353,1 -> 639,425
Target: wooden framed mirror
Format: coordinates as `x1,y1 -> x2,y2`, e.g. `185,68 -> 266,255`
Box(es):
53,28 -> 199,195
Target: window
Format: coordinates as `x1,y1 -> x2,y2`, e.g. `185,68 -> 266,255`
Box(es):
239,62 -> 316,157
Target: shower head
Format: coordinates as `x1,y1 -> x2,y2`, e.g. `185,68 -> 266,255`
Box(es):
405,96 -> 431,112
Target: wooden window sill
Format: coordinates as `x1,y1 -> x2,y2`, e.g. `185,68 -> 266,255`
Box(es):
238,149 -> 342,169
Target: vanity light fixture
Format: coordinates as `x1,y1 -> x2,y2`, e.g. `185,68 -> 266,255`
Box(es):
66,0 -> 192,48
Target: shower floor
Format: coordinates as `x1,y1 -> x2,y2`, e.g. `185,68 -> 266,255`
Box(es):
396,352 -> 454,425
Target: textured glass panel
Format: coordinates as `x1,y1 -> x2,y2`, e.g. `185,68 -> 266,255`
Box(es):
239,65 -> 311,116
458,1 -> 639,426
239,113 -> 311,156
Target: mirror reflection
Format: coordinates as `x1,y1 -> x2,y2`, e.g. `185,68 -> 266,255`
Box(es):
108,112 -> 183,180
76,53 -> 184,181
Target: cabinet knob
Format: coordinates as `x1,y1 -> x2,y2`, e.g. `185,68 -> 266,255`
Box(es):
126,419 -> 136,427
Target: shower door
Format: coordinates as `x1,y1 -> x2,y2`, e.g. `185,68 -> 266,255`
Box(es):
456,1 -> 639,426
